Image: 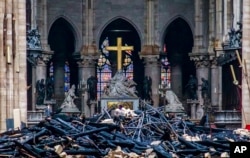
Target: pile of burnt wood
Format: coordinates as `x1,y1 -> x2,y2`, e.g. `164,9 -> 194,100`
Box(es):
0,104 -> 250,158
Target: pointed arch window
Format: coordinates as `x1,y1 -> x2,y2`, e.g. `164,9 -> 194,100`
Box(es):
160,55 -> 171,88
97,54 -> 112,99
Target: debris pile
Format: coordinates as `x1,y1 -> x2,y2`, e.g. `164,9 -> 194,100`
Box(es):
0,104 -> 249,158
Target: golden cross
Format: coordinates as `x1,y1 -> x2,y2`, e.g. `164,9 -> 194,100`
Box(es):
105,37 -> 134,70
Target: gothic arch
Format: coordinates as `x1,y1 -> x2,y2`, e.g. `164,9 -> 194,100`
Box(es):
97,17 -> 144,97
97,16 -> 142,47
160,15 -> 194,50
48,16 -> 81,50
161,16 -> 195,101
48,17 -> 79,104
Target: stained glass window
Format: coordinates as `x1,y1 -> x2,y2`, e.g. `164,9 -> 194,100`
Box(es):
64,61 -> 70,95
97,55 -> 112,99
161,56 -> 171,88
123,54 -> 133,80
49,62 -> 54,77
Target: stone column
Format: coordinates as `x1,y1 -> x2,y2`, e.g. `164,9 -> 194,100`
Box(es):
0,0 -> 27,131
141,0 -> 160,107
193,0 -> 206,54
31,0 -> 37,28
190,54 -> 210,119
17,0 -> 27,129
171,64 -> 182,98
79,0 -> 98,117
143,56 -> 161,107
190,0 -> 209,119
145,0 -> 155,45
225,0 -> 233,32
5,0 -> 14,119
37,0 -> 50,50
0,0 -> 7,131
233,0 -> 242,27
242,0 -> 250,128
210,59 -> 220,110
77,57 -> 97,117
54,61 -> 65,106
27,50 -> 53,109
208,0 -> 215,53
216,0 -> 223,39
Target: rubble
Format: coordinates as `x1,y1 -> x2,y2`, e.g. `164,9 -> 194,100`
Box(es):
0,103 -> 249,158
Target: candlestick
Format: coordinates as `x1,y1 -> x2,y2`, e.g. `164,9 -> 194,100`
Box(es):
7,45 -> 11,64
230,65 -> 238,84
236,50 -> 242,67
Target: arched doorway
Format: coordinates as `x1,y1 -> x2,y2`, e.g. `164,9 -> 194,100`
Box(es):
163,18 -> 194,101
48,18 -> 78,105
98,18 -> 143,97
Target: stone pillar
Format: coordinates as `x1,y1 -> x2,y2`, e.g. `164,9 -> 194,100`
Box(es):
37,0 -> 50,50
143,56 -> 161,107
17,0 -> 27,129
145,0 -> 155,45
208,0 -> 215,53
0,0 -> 7,131
84,0 -> 94,45
140,0 -> 160,107
80,0 -> 98,117
189,54 -> 210,119
210,59 -> 220,110
27,50 -> 53,109
233,0 -> 242,27
78,57 -> 97,117
0,0 -> 27,131
215,0 -> 223,40
31,0 -> 37,28
5,0 -> 14,119
54,61 -> 65,106
193,0 -> 206,54
171,64 -> 182,98
242,0 -> 250,128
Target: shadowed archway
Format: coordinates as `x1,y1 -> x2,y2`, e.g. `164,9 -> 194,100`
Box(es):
163,18 -> 194,101
48,18 -> 78,105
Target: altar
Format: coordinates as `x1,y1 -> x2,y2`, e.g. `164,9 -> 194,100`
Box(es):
100,97 -> 139,111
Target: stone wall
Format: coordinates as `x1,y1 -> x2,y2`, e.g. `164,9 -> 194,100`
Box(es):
47,0 -> 194,50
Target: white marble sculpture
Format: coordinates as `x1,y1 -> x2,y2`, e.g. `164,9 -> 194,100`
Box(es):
60,84 -> 80,113
165,89 -> 185,112
103,70 -> 138,98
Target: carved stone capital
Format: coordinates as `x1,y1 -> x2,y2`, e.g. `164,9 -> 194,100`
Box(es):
81,44 -> 98,56
210,55 -> 218,68
27,48 -> 53,66
77,55 -> 98,68
142,55 -> 160,65
189,53 -> 211,68
140,45 -> 160,56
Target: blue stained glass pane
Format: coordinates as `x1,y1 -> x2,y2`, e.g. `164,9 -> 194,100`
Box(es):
96,59 -> 112,99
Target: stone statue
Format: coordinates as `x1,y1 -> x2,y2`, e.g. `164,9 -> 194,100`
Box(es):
165,89 -> 185,112
36,79 -> 45,105
185,75 -> 198,100
61,84 -> 77,109
103,70 -> 137,97
165,89 -> 182,105
200,77 -> 209,100
143,76 -> 152,101
87,76 -> 97,102
27,28 -> 42,49
46,76 -> 54,100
